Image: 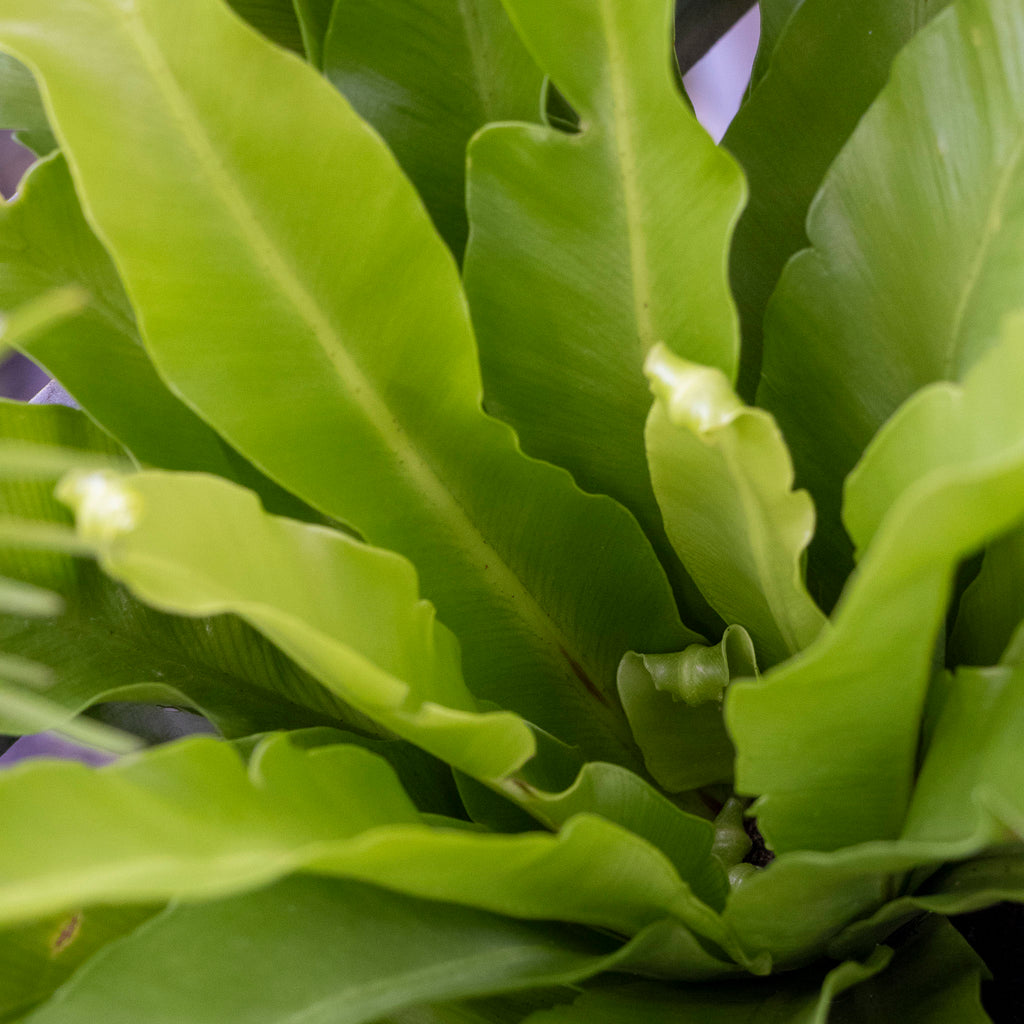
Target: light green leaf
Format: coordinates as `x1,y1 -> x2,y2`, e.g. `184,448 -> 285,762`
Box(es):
755,0 -> 1017,596
0,156 -> 319,522
727,0 -> 952,401
0,735 -> 417,924
0,285 -> 87,348
828,851 -> 1024,959
728,315 -> 1024,854
0,403 -> 356,739
617,626 -> 756,792
60,469 -> 535,782
323,0 -> 543,254
0,441 -> 128,480
0,517 -> 91,555
462,0 -> 744,629
901,663 -> 1024,847
724,593 -> 1024,968
747,0 -> 804,86
0,905 -> 157,1022
21,876 -> 644,1024
0,0 -> 694,766
645,345 -> 825,666
0,733 -> 742,961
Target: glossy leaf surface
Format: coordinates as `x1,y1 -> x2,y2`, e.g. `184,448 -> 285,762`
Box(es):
463,0 -> 744,622
0,403 -> 358,738
729,317 -> 1024,853
645,345 -> 825,666
726,0 -> 951,400
60,469 -> 534,781
757,0 -> 1022,595
323,0 -> 542,254
0,0 -> 694,766
724,661 -> 1024,967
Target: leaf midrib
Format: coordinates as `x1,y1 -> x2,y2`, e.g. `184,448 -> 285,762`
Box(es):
116,5 -> 594,691
946,127 -> 1024,379
456,0 -> 498,120
598,0 -> 655,353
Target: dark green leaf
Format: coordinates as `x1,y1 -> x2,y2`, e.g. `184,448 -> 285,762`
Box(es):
224,0 -> 304,53
21,877 -> 638,1024
755,0 -> 1020,598
645,345 -> 824,665
0,0 -> 695,765
323,0 -> 543,254
292,0 -> 334,66
729,316 -> 1024,853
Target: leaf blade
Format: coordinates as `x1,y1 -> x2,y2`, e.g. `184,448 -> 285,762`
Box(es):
463,0 -> 745,626
645,345 -> 825,665
728,315 -> 1024,853
756,0 -> 1024,596
0,0 -> 694,765
323,0 -> 543,254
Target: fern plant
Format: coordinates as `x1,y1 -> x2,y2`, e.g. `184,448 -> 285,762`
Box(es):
0,0 -> 1022,1019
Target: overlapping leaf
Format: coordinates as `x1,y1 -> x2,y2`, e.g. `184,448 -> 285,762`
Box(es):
645,345 -> 824,666
728,316 -> 1024,854
756,0 -> 1022,597
0,155 -> 321,522
0,0 -> 694,767
291,0 -> 333,65
617,626 -> 756,793
726,0 -> 951,402
0,402 -> 366,739
0,52 -> 54,154
518,946 -> 893,1024
462,0 -> 744,627
224,0 -> 304,53
60,468 -> 534,781
747,0 -> 804,86
0,905 -> 157,1022
323,0 -> 542,254
723,658 -> 1024,969
0,733 -> 746,970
